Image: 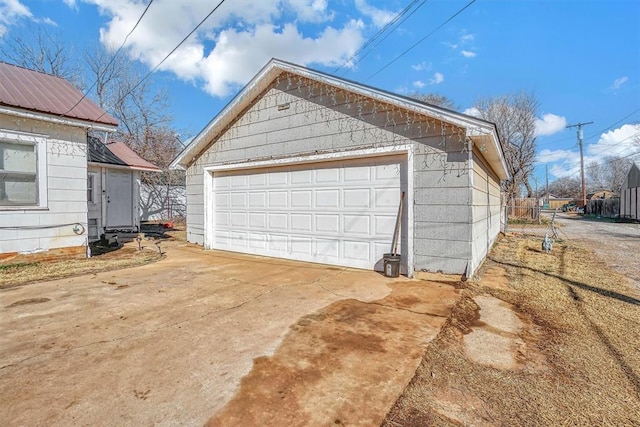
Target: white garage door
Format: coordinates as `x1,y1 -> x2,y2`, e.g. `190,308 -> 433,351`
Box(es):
210,155 -> 407,271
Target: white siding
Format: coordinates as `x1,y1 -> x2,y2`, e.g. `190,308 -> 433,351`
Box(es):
0,114 -> 88,254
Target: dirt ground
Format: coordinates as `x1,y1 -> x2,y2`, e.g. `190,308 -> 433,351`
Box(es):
0,241 -> 460,426
384,233 -> 640,426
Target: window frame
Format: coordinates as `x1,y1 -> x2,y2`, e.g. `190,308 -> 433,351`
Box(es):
0,130 -> 48,210
87,172 -> 97,204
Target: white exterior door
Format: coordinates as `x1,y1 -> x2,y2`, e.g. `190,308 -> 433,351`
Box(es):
106,169 -> 133,228
210,155 -> 407,271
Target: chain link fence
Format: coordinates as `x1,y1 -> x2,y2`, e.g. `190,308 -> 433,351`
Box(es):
503,199 -> 559,239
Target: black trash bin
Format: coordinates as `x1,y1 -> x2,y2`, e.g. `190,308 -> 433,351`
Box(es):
383,253 -> 401,277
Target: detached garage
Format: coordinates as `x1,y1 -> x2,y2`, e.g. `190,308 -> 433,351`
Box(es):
170,59 -> 508,278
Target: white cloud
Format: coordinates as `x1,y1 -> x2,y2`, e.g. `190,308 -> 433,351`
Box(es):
460,33 -> 474,43
461,50 -> 476,58
354,0 -> 395,28
429,72 -> 444,85
87,0 -> 369,97
540,124 -> 640,179
587,124 -> 640,157
462,107 -> 481,118
535,113 -> 567,136
610,76 -> 628,90
411,61 -> 430,71
62,0 -> 77,8
0,0 -> 32,37
412,80 -> 425,89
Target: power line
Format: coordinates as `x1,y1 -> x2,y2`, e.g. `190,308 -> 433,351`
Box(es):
63,0 -> 155,116
365,0 -> 477,82
91,0 -> 228,125
537,106 -> 640,148
337,0 -> 429,75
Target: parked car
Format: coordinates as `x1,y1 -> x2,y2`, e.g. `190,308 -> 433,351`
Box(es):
576,206 -> 585,214
562,202 -> 576,212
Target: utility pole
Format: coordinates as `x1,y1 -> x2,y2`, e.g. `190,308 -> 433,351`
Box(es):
566,121 -> 593,208
545,164 -> 549,205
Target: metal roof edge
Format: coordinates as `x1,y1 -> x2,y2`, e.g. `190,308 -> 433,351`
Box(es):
0,105 -> 118,133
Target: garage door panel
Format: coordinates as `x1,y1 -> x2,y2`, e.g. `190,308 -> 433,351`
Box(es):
268,213 -> 288,229
291,170 -> 312,184
344,241 -> 371,261
230,231 -> 247,247
375,187 -> 401,208
268,234 -> 288,252
316,189 -> 339,208
211,155 -> 405,271
291,190 -> 312,208
316,168 -> 339,183
375,216 -> 396,235
343,215 -> 370,235
249,192 -> 266,207
231,175 -> 248,187
249,173 -> 266,186
230,212 -> 247,227
269,172 -> 288,185
343,188 -> 370,208
316,238 -> 339,257
231,193 -> 247,207
269,192 -> 288,208
249,212 -> 266,228
291,214 -> 312,231
344,165 -> 370,182
291,236 -> 312,255
249,232 -> 267,249
316,214 -> 339,233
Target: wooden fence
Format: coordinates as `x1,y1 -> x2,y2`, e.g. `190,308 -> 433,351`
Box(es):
586,198 -> 619,218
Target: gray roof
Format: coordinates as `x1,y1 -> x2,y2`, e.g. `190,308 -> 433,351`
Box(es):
87,136 -> 127,166
0,61 -> 118,127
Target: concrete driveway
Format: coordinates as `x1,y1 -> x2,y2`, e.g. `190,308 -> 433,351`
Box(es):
0,241 -> 459,426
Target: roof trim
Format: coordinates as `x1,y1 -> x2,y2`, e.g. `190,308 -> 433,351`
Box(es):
170,58 -> 508,180
0,105 -> 118,133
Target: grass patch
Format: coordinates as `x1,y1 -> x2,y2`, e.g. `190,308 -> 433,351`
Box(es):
0,245 -> 162,289
384,235 -> 640,426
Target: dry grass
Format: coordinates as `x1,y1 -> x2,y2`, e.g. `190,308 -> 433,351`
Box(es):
384,235 -> 640,426
0,245 -> 162,289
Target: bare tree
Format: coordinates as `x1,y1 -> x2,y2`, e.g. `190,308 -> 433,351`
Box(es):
410,92 -> 458,110
548,176 -> 582,199
474,93 -> 538,200
587,155 -> 634,194
0,24 -> 83,87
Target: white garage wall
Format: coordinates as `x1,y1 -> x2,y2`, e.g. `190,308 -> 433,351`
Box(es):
186,74 -> 480,274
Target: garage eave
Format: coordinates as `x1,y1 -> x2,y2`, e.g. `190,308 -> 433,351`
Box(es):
170,58 -> 507,177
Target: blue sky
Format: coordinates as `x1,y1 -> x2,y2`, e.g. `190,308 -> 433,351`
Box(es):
1,0 -> 638,185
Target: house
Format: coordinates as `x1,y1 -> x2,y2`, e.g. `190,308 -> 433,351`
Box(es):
87,136 -> 160,241
620,161 -> 640,220
170,59 -> 508,278
587,189 -> 617,200
0,61 -> 118,258
539,194 -> 573,210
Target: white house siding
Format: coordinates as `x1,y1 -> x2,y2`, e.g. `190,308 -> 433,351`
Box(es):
186,75 -> 478,274
470,147 -> 502,274
0,114 -> 88,254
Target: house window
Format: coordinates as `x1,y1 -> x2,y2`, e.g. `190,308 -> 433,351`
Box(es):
0,131 -> 48,209
87,174 -> 95,203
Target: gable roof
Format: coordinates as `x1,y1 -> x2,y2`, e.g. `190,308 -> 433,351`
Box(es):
88,136 -> 160,172
0,61 -> 118,130
170,58 -> 509,180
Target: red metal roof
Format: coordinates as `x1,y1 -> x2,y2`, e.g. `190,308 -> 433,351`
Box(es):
0,61 -> 118,127
106,141 -> 161,172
